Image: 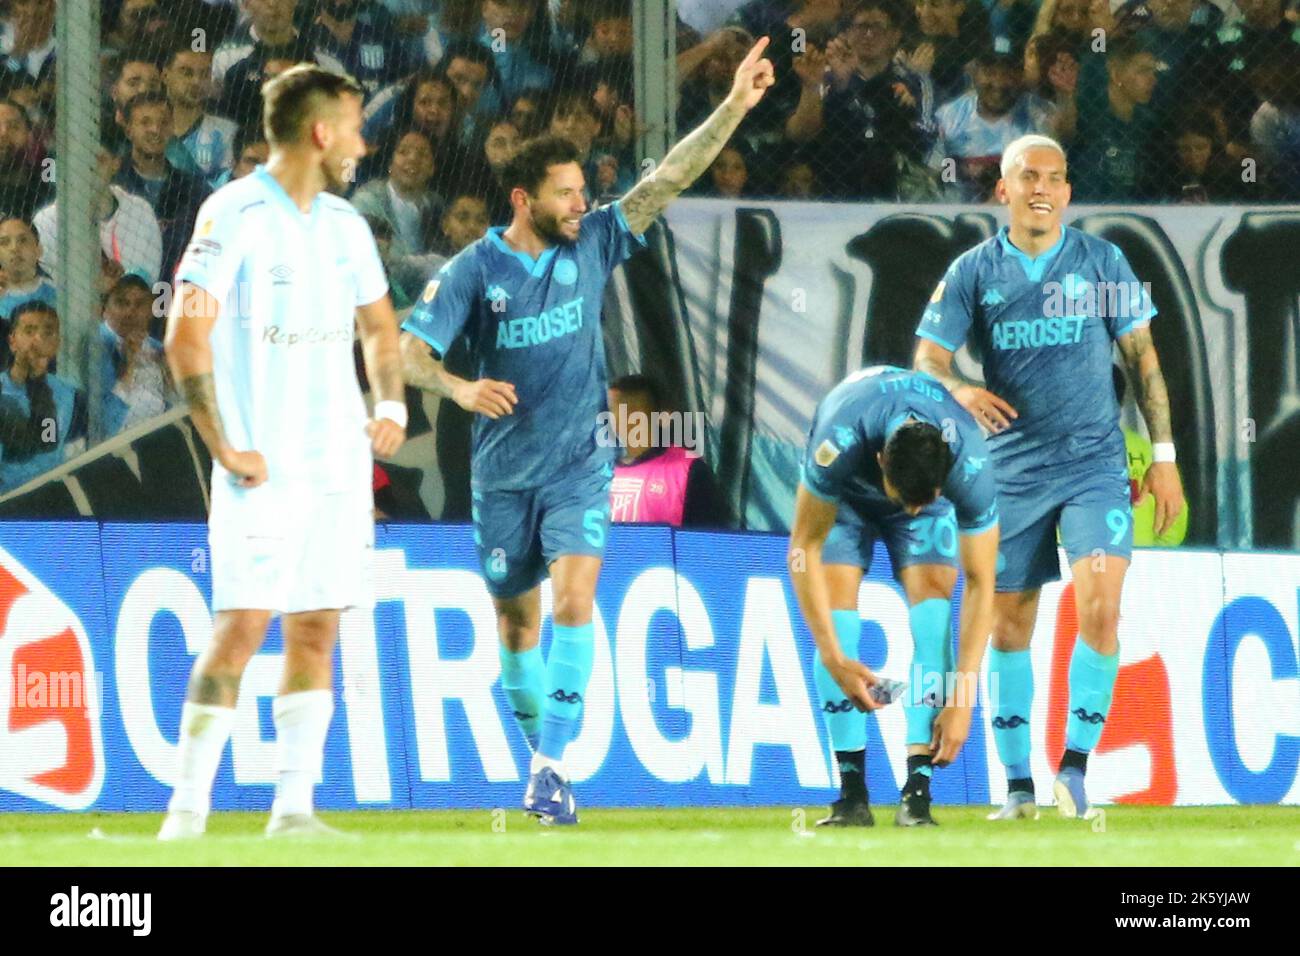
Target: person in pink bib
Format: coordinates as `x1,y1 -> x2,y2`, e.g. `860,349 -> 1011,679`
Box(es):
607,374 -> 727,527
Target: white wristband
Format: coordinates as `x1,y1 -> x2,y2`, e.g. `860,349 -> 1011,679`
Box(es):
1152,442 -> 1176,464
374,400 -> 408,430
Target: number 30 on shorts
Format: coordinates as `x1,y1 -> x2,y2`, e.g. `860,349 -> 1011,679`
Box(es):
583,507 -> 608,548
908,514 -> 958,558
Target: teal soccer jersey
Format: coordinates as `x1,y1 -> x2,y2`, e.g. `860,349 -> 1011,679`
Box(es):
916,225 -> 1156,589
801,366 -> 999,575
916,225 -> 1156,480
402,202 -> 646,491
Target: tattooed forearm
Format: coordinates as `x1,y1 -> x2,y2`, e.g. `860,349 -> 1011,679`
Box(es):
1136,362 -> 1173,443
364,337 -> 405,405
179,372 -> 230,458
1120,326 -> 1174,443
620,99 -> 748,235
915,354 -> 971,395
400,332 -> 460,399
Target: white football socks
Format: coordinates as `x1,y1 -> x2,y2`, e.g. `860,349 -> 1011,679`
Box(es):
167,702 -> 237,818
270,689 -> 334,820
530,752 -> 566,777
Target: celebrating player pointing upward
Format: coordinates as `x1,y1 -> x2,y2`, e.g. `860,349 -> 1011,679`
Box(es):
400,39 -> 775,824
914,134 -> 1184,820
160,66 -> 406,840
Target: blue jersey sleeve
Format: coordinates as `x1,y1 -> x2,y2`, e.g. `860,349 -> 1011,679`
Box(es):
944,428 -> 999,534
916,253 -> 976,354
401,253 -> 480,358
1104,242 -> 1158,340
800,413 -> 868,503
583,201 -> 648,276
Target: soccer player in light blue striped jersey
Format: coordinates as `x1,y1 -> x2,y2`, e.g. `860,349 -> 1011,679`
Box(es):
159,65 -> 407,841
400,39 -> 778,825
914,134 -> 1185,820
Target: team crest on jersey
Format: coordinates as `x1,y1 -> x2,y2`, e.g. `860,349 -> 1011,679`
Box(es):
981,288 -> 1005,307
554,258 -> 579,286
930,281 -> 945,303
422,279 -> 440,303
962,456 -> 985,480
1061,273 -> 1093,300
814,440 -> 840,467
486,285 -> 511,305
359,44 -> 386,70
833,425 -> 856,450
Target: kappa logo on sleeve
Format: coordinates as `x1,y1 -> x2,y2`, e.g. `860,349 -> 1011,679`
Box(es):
0,549 -> 104,810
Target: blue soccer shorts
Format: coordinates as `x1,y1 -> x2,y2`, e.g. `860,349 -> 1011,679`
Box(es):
471,461 -> 613,599
822,495 -> 961,578
995,461 -> 1133,593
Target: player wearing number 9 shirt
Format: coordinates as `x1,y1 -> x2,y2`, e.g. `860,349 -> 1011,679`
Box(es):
400,39 -> 780,824
788,366 -> 1000,828
913,134 -> 1185,822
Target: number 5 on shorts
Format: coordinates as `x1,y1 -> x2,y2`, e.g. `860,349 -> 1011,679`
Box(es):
583,507 -> 607,548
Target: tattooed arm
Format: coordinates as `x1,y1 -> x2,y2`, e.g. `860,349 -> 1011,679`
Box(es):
164,281 -> 267,487
1117,325 -> 1172,443
914,337 -> 1018,433
400,332 -> 517,419
620,36 -> 776,236
1117,324 -> 1184,534
356,296 -> 408,459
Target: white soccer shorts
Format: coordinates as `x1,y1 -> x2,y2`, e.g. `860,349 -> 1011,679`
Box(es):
208,475 -> 375,614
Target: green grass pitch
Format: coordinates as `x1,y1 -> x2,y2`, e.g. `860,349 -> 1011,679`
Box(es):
1,806 -> 1296,866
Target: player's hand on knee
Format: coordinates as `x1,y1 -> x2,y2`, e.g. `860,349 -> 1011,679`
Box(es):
930,704 -> 972,767
1141,462 -> 1184,536
366,418 -> 406,459
953,384 -> 1018,434
453,378 -> 518,419
219,449 -> 268,488
828,657 -> 883,712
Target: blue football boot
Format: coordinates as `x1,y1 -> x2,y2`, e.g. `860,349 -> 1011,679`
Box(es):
523,766 -> 579,826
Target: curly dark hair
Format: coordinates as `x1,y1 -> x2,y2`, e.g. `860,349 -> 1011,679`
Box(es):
500,134 -> 582,195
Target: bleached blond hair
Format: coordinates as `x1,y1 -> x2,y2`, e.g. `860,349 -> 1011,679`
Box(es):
1000,134 -> 1067,180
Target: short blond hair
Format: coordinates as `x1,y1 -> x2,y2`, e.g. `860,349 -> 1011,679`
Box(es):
1000,134 -> 1067,180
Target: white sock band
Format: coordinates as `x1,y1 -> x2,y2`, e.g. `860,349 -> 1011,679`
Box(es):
167,702 -> 237,817
270,689 -> 334,820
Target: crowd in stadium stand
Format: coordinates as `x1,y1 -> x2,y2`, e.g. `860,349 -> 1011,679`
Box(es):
0,0 -> 1294,490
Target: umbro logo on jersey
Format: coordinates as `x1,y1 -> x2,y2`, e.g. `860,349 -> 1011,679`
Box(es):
981,288 -> 1006,307
270,264 -> 294,285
